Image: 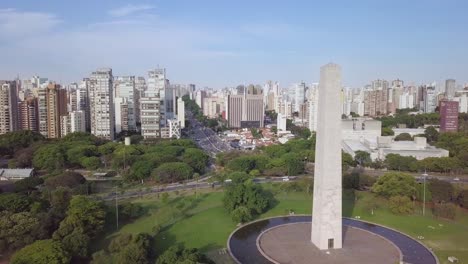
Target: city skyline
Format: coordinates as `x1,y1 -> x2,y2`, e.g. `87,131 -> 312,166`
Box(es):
1,1 -> 468,88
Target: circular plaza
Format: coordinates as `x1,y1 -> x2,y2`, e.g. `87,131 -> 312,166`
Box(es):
227,216 -> 438,264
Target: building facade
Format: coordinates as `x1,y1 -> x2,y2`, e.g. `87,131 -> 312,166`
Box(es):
89,68 -> 115,140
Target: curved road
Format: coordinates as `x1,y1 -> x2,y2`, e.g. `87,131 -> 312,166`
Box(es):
228,216 -> 437,264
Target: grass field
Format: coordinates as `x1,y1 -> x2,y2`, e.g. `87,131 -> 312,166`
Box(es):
103,185 -> 468,264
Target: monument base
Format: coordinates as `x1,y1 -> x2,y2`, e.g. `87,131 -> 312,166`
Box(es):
257,223 -> 400,264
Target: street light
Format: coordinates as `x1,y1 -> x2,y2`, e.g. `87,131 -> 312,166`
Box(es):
422,171 -> 428,216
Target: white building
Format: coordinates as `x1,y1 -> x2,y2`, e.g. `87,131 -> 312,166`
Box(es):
114,76 -> 137,132
61,111 -> 86,136
277,113 -> 287,131
177,97 -> 185,129
89,68 -> 115,140
140,69 -> 167,139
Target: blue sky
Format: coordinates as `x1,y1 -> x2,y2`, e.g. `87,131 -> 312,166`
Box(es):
0,0 -> 467,88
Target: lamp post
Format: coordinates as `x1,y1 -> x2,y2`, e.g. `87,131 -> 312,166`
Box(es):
422,171 -> 428,216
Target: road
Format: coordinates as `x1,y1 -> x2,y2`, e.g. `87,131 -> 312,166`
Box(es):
186,111 -> 231,157
101,177 -> 290,201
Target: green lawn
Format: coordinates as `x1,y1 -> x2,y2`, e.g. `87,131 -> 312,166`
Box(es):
104,186 -> 468,264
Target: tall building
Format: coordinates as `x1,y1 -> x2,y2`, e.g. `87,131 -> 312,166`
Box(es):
19,97 -> 39,132
89,68 -> 115,140
227,94 -> 243,128
140,69 -> 167,139
242,94 -> 264,128
423,86 -> 437,113
439,100 -> 459,132
177,97 -> 185,129
0,81 -> 19,134
312,63 -> 343,250
364,89 -> 387,117
61,111 -> 86,137
37,88 -> 48,136
45,83 -> 67,139
293,82 -> 307,112
114,76 -> 137,133
203,97 -> 225,118
195,90 -> 207,110
445,79 -> 456,99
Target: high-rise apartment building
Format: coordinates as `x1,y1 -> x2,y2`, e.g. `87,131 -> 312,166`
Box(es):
89,68 -> 115,140
227,94 -> 243,128
45,83 -> 67,139
445,79 -> 456,99
61,111 -> 86,137
203,97 -> 225,118
19,97 -> 39,132
177,97 -> 185,129
140,69 -> 167,139
114,76 -> 137,132
0,81 -> 19,134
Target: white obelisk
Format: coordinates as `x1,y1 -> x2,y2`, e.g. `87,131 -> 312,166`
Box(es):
311,63 -> 343,250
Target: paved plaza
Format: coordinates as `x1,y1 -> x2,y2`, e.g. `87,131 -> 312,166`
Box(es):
257,222 -> 400,264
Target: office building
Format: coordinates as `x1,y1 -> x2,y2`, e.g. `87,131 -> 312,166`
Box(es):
89,68 -> 115,140
203,97 -> 225,118
227,94 -> 243,128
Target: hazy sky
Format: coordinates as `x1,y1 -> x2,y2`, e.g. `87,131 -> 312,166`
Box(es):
0,0 -> 467,88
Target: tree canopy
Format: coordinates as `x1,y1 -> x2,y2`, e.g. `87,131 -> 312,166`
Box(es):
372,172 -> 416,198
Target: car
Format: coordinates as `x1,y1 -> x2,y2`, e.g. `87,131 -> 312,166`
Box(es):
453,177 -> 460,181
282,176 -> 290,182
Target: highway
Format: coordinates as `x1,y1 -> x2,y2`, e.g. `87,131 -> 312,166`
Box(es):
186,111 -> 231,157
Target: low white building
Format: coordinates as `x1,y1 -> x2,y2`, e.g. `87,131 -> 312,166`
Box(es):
0,168 -> 35,181
392,128 -> 426,137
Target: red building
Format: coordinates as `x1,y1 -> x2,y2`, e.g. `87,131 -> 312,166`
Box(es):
439,100 -> 459,132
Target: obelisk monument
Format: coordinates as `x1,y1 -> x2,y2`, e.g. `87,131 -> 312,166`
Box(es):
311,63 -> 343,250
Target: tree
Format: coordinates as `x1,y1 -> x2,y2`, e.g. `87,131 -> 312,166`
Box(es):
0,130 -> 44,156
384,154 -> 419,171
0,193 -> 33,213
66,145 -> 98,166
152,162 -> 193,183
394,133 -> 412,141
182,148 -> 209,173
10,239 -> 70,264
389,195 -> 413,214
458,190 -> 468,208
231,206 -> 252,223
13,176 -> 44,193
381,127 -> 394,136
371,172 -> 416,198
342,152 -> 356,169
0,211 -> 45,253
128,160 -> 155,182
282,153 -> 305,175
424,126 -> 439,143
33,144 -> 66,172
223,172 -> 273,222
53,196 -> 106,240
354,151 -> 372,167
433,203 -> 456,219
429,179 -> 454,203
80,156 -> 101,170
156,245 -> 214,264
45,172 -> 86,190
60,229 -> 90,257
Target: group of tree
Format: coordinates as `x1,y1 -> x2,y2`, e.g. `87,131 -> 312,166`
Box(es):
286,119 -> 312,139
377,112 -> 440,129
1,130 -> 209,185
223,172 -> 274,223
371,172 -> 416,214
370,172 -> 466,219
92,233 -> 154,264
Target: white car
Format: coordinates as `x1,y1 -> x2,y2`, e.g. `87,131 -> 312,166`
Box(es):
282,176 -> 290,182
453,177 -> 460,181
